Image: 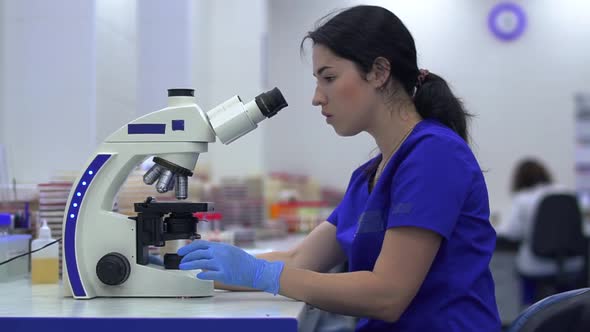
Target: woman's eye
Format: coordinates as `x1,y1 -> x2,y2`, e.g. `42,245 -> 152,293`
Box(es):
323,76 -> 335,82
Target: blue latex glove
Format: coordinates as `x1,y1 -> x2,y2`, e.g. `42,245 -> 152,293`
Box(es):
177,240 -> 285,295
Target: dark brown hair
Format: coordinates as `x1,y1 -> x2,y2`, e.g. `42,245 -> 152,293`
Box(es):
511,158 -> 552,193
301,5 -> 471,142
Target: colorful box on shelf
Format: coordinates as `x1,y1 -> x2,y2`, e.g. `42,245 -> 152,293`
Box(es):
269,201 -> 331,233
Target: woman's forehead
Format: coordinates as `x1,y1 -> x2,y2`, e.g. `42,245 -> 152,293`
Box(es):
312,45 -> 349,71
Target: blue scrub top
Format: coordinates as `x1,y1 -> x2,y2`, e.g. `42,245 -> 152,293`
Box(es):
327,119 -> 500,331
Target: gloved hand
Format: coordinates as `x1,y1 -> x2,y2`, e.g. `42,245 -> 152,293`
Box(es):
177,240 -> 285,295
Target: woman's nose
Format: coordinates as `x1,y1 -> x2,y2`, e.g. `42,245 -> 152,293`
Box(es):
312,86 -> 326,106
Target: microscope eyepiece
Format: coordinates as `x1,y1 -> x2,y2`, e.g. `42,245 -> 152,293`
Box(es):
255,87 -> 288,118
205,87 -> 288,144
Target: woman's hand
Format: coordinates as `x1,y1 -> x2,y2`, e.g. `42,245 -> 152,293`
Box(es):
177,240 -> 285,295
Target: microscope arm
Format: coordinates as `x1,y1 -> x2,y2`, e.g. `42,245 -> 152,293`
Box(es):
139,88 -> 288,199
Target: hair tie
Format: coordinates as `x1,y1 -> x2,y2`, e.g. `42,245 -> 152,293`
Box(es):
416,69 -> 430,87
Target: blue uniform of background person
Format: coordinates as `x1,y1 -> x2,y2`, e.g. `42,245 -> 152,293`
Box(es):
328,119 -> 501,331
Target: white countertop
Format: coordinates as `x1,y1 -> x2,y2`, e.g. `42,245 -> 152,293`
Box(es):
0,279 -> 305,319
0,234 -> 311,325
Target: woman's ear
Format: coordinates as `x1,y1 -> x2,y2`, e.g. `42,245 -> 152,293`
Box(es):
367,57 -> 391,89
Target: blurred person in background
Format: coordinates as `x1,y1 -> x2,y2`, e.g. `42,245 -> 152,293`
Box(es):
177,5 -> 500,331
496,158 -> 585,306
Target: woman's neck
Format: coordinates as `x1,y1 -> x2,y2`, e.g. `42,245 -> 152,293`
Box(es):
368,101 -> 422,157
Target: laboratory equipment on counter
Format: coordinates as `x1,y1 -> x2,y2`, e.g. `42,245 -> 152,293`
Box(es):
31,219 -> 59,284
0,234 -> 31,282
62,88 -> 288,299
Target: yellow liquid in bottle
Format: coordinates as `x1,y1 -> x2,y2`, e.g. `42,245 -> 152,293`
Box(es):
31,258 -> 59,284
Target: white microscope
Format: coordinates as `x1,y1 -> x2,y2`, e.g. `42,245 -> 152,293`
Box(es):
62,88 -> 288,299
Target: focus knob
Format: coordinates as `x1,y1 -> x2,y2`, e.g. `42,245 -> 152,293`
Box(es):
96,252 -> 130,286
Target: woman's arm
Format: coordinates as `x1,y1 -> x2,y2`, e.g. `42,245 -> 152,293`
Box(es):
278,226 -> 441,322
215,221 -> 346,290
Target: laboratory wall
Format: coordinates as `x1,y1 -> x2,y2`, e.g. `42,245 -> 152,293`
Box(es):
0,1 -> 4,148
265,0 -> 369,189
0,0 -> 96,185
0,0 -> 267,184
266,0 -> 590,217
190,0 -> 268,181
1,0 -> 589,218
95,0 -> 137,143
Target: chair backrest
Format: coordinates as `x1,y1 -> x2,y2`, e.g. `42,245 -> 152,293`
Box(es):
531,193 -> 586,259
507,288 -> 590,332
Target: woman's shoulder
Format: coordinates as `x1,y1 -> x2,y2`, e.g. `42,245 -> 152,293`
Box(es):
410,119 -> 469,148
399,119 -> 476,167
511,189 -> 537,207
513,183 -> 567,205
534,183 -> 577,201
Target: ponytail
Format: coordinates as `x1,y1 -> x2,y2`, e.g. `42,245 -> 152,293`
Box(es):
413,72 -> 472,143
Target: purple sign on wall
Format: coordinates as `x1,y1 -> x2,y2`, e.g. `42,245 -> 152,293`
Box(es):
488,2 -> 527,42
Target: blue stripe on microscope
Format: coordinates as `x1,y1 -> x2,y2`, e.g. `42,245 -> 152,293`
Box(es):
65,153 -> 111,297
127,123 -> 166,134
172,120 -> 185,131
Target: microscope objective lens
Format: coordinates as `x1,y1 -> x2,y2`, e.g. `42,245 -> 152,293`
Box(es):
156,169 -> 174,193
175,175 -> 188,200
143,164 -> 163,185
167,175 -> 176,191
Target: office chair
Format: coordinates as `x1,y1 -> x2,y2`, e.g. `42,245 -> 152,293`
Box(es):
506,288 -> 590,332
529,193 -> 588,300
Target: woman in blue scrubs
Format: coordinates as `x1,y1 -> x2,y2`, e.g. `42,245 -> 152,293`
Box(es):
178,5 -> 501,331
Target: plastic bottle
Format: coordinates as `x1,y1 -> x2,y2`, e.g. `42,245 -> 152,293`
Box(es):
31,219 -> 59,284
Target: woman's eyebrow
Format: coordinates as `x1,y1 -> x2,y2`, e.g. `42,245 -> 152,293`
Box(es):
313,66 -> 333,77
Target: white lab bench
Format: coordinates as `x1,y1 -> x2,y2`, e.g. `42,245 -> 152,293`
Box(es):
0,234 -> 319,332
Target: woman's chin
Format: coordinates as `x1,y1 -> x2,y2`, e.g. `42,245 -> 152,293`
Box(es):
332,125 -> 360,137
